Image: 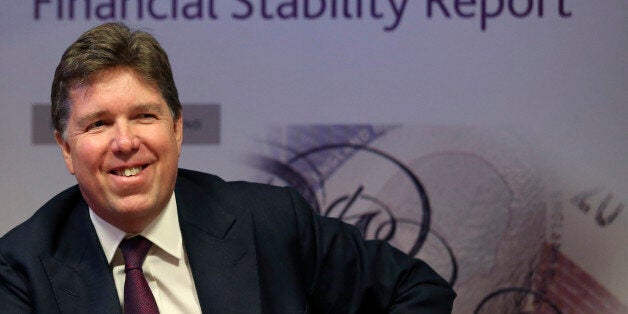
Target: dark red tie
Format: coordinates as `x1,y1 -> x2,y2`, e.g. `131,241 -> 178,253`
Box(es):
120,236 -> 160,314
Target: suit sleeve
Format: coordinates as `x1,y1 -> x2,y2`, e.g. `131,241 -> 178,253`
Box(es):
287,188 -> 456,313
0,251 -> 33,312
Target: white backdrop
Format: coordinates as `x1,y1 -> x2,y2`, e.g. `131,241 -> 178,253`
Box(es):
1,1 -> 626,312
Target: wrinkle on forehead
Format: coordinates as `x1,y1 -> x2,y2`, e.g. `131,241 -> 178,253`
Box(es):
71,67 -> 158,100
69,67 -> 161,107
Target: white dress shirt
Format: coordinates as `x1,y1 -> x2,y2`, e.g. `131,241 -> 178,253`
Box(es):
89,193 -> 202,313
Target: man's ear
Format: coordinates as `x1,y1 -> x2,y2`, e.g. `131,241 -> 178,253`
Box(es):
174,114 -> 183,157
54,131 -> 75,175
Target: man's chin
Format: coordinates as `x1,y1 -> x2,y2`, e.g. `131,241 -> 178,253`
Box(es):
90,196 -> 157,219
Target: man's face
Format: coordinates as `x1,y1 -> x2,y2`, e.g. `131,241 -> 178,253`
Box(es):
55,68 -> 183,233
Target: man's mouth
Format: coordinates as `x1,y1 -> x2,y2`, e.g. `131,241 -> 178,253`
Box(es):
111,166 -> 145,177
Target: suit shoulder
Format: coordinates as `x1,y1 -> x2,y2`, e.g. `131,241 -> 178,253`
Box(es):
0,185 -> 83,255
178,169 -> 304,217
178,168 -> 289,199
177,168 -> 225,185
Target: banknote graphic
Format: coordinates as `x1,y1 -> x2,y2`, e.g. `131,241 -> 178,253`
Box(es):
248,125 -> 626,314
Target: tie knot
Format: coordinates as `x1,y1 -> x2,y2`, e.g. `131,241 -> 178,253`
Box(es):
120,236 -> 153,271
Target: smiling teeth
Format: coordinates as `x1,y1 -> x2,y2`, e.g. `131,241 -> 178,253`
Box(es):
116,167 -> 142,177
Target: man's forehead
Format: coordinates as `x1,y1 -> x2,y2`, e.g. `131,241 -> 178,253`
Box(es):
70,67 -> 158,93
68,69 -> 163,108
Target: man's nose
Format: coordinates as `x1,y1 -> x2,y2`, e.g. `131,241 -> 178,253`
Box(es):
111,121 -> 140,153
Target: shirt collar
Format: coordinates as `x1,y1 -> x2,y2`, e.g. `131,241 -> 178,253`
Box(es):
89,192 -> 183,264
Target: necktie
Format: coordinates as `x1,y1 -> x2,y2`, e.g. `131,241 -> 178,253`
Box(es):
120,236 -> 160,314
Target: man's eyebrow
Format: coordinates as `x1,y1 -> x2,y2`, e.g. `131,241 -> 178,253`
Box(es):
131,103 -> 165,114
75,103 -> 165,126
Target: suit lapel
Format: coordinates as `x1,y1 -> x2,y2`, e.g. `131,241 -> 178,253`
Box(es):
40,199 -> 121,313
176,175 -> 262,313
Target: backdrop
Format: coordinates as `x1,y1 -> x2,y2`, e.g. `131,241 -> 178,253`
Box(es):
1,1 -> 626,313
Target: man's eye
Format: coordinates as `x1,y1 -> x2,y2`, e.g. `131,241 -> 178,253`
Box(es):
86,120 -> 105,130
138,113 -> 157,120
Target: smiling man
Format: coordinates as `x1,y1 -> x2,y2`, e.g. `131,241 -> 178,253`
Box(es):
58,67 -> 182,235
0,23 -> 455,313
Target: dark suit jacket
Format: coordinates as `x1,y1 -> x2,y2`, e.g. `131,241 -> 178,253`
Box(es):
0,169 -> 455,313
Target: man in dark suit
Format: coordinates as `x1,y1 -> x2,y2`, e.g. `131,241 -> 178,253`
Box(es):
0,22 -> 455,313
